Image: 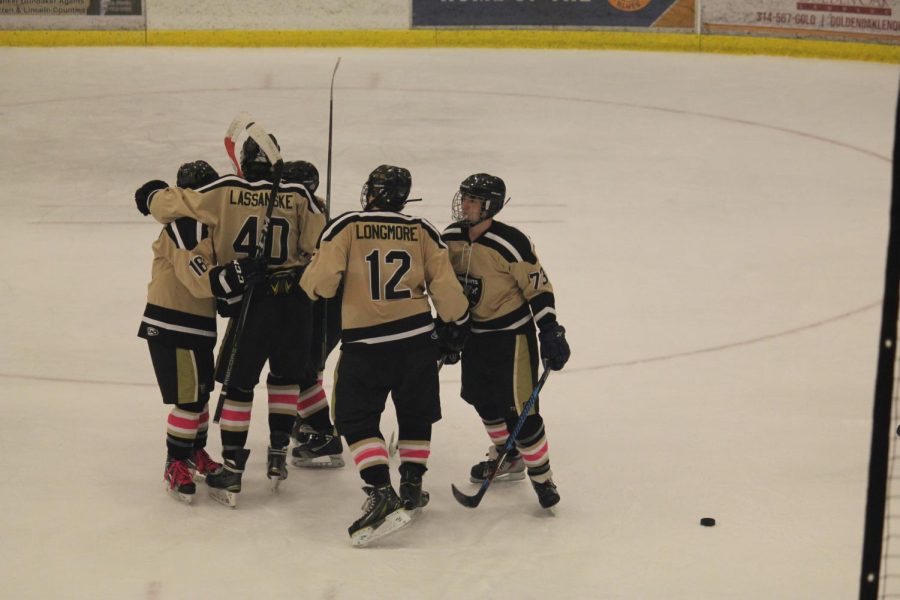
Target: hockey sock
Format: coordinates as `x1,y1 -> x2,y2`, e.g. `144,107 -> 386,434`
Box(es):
219,386 -> 253,456
166,402 -> 203,461
346,433 -> 390,486
397,420 -> 431,470
482,417 -> 511,450
515,417 -> 552,483
194,402 -> 210,450
297,379 -> 328,421
266,377 -> 298,448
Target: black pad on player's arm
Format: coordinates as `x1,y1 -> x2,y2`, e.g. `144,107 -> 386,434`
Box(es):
135,180 -> 168,216
209,257 -> 267,299
539,323 -> 570,371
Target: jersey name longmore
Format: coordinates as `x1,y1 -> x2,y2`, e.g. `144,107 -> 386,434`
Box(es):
354,223 -> 419,242
228,189 -> 294,209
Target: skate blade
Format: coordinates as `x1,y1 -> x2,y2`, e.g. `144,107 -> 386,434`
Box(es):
208,487 -> 238,508
291,455 -> 345,469
269,476 -> 285,492
469,471 -> 526,484
350,509 -> 413,547
166,486 -> 194,505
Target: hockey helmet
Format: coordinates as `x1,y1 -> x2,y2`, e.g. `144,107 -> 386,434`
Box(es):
240,133 -> 280,181
282,160 -> 319,194
360,164 -> 412,211
176,160 -> 219,190
452,173 -> 507,224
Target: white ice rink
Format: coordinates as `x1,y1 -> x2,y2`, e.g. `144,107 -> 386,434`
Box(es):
0,47 -> 898,599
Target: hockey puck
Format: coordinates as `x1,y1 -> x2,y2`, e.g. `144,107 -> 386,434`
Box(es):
700,517 -> 716,527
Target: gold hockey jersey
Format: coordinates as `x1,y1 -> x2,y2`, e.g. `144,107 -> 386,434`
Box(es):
138,218 -> 217,349
147,176 -> 326,271
301,210 -> 469,345
442,220 -> 558,334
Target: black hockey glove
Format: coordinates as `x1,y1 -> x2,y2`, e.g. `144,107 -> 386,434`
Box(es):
432,317 -> 470,365
209,257 -> 267,300
134,180 -> 168,216
539,323 -> 570,371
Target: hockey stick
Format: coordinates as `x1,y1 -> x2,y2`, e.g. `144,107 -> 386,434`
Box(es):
213,117 -> 285,423
317,57 -> 341,372
451,362 -> 551,508
326,57 -> 340,220
224,111 -> 254,177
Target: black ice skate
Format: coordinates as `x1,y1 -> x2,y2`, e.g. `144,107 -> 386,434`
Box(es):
399,466 -> 430,515
531,478 -> 560,509
164,458 -> 196,504
291,432 -> 345,469
348,484 -> 412,547
291,416 -> 315,446
267,446 -> 288,491
469,445 -> 526,483
206,448 -> 250,508
187,448 -> 223,482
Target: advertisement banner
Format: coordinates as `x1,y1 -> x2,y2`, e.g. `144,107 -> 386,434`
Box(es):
702,0 -> 900,43
0,0 -> 143,29
412,0 -> 696,30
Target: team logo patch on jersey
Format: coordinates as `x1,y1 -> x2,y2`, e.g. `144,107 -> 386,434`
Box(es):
456,274 -> 483,309
146,326 -> 159,337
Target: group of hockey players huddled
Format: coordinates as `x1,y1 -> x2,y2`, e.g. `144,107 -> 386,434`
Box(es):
133,127 -> 571,546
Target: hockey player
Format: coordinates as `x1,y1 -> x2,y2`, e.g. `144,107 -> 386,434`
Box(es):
135,135 -> 326,507
442,173 -> 571,509
281,161 -> 344,468
135,160 -> 223,504
300,165 -> 469,546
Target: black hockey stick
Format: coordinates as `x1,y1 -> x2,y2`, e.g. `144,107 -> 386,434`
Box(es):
213,117 -> 284,423
317,57 -> 341,372
451,362 -> 551,508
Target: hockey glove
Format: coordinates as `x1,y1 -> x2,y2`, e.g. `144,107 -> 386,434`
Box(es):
134,180 -> 168,216
209,257 -> 267,300
539,323 -> 570,371
432,316 -> 470,365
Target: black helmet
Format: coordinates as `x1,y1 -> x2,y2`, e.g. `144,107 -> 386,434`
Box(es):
452,173 -> 507,224
240,134 -> 280,181
282,160 -> 319,194
176,160 -> 219,190
360,165 -> 412,211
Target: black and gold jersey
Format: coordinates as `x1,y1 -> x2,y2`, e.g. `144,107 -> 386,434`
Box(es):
301,210 -> 469,345
442,220 -> 557,334
147,175 -> 326,271
138,217 -> 217,349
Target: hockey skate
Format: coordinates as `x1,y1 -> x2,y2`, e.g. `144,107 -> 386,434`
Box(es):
531,478 -> 560,509
188,448 -> 223,482
348,484 -> 412,547
267,446 -> 288,491
399,467 -> 430,516
291,432 -> 345,468
206,448 -> 250,508
469,445 -> 526,483
291,416 -> 316,446
164,458 -> 196,504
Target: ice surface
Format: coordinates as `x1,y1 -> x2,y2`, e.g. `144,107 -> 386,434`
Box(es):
0,47 -> 897,599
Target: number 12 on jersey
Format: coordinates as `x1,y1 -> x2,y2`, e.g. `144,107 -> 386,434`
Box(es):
365,249 -> 412,300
